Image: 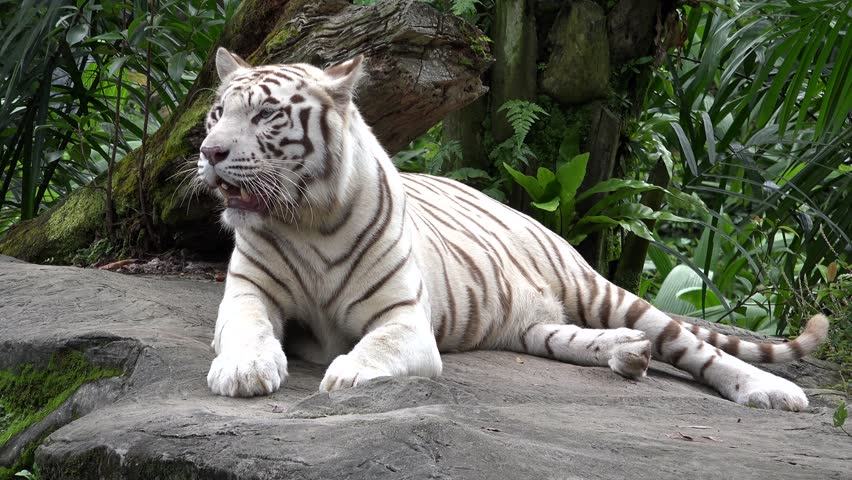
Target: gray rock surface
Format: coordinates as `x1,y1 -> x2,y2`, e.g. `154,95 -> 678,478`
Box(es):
542,0 -> 611,105
0,259 -> 849,479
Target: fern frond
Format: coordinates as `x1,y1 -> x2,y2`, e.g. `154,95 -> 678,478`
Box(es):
498,100 -> 549,148
451,0 -> 480,18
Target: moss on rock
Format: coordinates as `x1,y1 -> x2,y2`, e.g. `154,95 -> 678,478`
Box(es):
0,187 -> 106,264
541,0 -> 611,105
0,351 -> 122,479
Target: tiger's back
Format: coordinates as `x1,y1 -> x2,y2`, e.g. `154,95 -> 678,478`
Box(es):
402,172 -> 577,352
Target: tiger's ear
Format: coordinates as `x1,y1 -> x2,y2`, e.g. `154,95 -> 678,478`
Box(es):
216,47 -> 249,81
322,55 -> 365,107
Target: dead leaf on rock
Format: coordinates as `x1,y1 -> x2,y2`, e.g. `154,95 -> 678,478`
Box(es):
269,403 -> 285,413
515,357 -> 524,364
99,259 -> 138,271
667,432 -> 694,441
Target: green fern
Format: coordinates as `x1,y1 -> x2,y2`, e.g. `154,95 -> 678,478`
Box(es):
498,100 -> 549,149
427,140 -> 463,175
451,0 -> 480,18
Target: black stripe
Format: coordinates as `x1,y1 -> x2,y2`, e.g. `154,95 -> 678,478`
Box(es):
345,247 -> 411,314
625,300 -> 650,329
526,226 -> 566,303
656,320 -> 682,356
460,286 -> 482,350
699,356 -> 715,379
519,323 -> 537,352
426,235 -> 456,347
544,330 -> 558,357
324,166 -> 387,267
325,164 -> 395,306
227,271 -> 287,317
248,230 -> 311,298
361,298 -> 418,335
319,183 -> 361,235
599,283 -> 612,329
233,244 -> 293,300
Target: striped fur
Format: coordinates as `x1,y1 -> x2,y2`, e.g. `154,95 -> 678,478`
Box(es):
198,48 -> 829,411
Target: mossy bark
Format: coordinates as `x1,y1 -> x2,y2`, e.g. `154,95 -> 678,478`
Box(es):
0,0 -> 490,263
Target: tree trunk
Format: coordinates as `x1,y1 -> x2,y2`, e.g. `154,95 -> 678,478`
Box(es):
613,158 -> 671,291
575,102 -> 622,275
0,0 -> 490,263
442,97 -> 487,171
490,0 -> 538,144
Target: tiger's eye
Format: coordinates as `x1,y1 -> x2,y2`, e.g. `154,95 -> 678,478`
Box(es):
260,108 -> 274,118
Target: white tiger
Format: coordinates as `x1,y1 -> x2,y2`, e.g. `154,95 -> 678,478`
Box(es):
198,47 -> 828,411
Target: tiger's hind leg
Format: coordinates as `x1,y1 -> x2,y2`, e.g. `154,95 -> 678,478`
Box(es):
517,324 -> 652,378
499,288 -> 651,377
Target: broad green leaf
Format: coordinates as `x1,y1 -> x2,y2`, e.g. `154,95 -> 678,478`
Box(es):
618,219 -> 655,241
574,215 -> 620,227
653,265 -> 705,316
555,153 -> 589,199
537,167 -> 555,186
671,122 -> 698,177
532,197 -> 560,212
66,23 -> 89,46
647,243 -> 674,279
503,162 -> 544,200
558,129 -> 580,164
88,31 -> 124,42
575,178 -> 659,202
678,286 -> 723,310
107,56 -> 129,78
582,185 -> 662,217
444,167 -> 490,181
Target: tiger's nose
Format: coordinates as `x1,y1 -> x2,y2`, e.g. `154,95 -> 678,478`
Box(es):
201,146 -> 229,165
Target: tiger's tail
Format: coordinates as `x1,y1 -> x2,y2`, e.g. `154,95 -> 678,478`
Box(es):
679,314 -> 829,363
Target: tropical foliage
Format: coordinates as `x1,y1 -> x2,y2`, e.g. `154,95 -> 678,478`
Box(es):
0,0 -> 237,233
632,0 -> 850,336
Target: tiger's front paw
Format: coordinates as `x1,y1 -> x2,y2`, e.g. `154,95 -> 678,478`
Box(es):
319,354 -> 390,392
207,336 -> 288,397
735,374 -> 808,411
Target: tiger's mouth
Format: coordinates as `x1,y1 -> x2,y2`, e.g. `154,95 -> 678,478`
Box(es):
217,179 -> 266,213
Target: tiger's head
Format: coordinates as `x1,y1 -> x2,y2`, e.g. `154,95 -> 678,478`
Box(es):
198,47 -> 363,230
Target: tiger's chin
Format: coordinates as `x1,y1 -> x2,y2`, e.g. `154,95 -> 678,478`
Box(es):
221,207 -> 269,231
